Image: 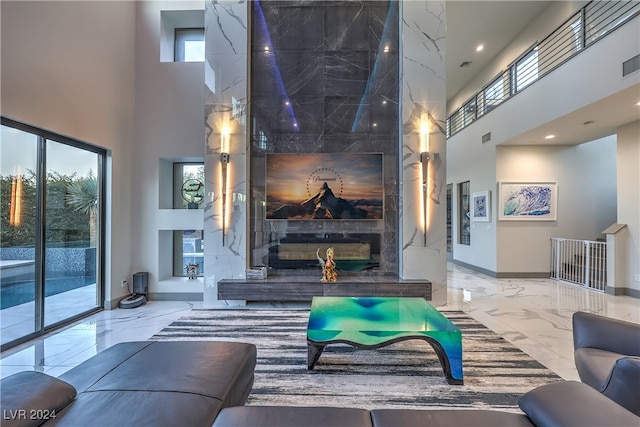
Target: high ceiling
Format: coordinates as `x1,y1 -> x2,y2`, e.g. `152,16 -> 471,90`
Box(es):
445,1 -> 640,146
446,1 -> 551,103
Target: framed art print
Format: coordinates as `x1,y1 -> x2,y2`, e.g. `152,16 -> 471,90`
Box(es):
498,182 -> 557,221
471,191 -> 490,222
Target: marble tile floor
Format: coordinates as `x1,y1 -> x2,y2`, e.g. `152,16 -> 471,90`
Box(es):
1,263 -> 639,382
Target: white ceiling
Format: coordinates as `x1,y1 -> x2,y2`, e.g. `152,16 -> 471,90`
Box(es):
446,1 -> 552,102
445,1 -> 640,146
501,85 -> 640,145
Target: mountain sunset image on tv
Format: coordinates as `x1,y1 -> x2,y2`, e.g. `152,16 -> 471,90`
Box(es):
266,153 -> 384,220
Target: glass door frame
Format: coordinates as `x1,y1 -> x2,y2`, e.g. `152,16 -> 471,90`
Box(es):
1,117 -> 106,351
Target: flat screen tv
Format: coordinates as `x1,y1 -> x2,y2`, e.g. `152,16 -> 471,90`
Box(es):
266,153 -> 383,220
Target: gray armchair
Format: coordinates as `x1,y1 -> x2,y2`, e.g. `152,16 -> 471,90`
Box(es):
572,311 -> 640,416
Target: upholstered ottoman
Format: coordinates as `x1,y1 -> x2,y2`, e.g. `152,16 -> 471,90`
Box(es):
1,341 -> 257,427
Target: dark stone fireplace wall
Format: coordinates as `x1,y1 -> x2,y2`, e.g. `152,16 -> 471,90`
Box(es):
249,0 -> 399,275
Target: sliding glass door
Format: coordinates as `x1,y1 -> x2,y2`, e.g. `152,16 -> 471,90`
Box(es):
0,126 -> 39,344
1,118 -> 104,350
44,139 -> 102,326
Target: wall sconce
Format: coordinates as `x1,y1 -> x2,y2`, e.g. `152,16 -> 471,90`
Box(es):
419,113 -> 430,247
221,127 -> 230,246
420,151 -> 430,247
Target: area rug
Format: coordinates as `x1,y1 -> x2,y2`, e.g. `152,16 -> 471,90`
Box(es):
150,309 -> 562,411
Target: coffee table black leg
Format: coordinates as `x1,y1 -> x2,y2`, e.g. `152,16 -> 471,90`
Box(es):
427,340 -> 463,385
307,342 -> 326,370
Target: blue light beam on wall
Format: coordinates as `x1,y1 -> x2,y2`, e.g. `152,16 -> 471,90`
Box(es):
351,2 -> 398,133
254,0 -> 299,132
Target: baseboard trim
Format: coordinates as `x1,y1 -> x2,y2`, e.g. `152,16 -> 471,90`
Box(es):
495,272 -> 550,278
450,259 -> 496,277
605,286 -> 640,298
450,259 -> 549,278
148,292 -> 203,301
106,297 -> 124,310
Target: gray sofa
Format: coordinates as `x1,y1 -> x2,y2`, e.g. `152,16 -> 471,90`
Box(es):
573,311 -> 640,416
3,312 -> 639,427
0,341 -> 257,427
212,380 -> 639,427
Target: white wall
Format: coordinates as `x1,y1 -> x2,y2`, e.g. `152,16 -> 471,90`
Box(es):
496,138 -> 617,274
1,1 -> 136,307
448,136 -> 618,275
1,0 -> 207,305
617,121 -> 640,293
447,135 -> 497,272
133,1 -> 205,298
446,8 -> 638,280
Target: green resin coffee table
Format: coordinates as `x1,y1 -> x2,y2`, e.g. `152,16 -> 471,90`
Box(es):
306,296 -> 463,385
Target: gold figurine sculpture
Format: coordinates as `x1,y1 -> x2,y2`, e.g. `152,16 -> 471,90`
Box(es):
317,247 -> 338,283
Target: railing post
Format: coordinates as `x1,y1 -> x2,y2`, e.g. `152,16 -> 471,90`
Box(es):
581,6 -> 587,50
551,238 -> 557,280
584,240 -> 591,288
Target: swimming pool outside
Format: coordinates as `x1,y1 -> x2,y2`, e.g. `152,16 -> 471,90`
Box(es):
1,276 -> 96,309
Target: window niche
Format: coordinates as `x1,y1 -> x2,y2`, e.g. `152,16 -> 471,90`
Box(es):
158,230 -> 204,282
173,230 -> 204,277
158,158 -> 204,210
174,163 -> 204,209
157,158 -> 205,282
160,10 -> 204,63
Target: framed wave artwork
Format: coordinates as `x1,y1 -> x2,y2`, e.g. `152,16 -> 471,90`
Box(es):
498,182 -> 558,221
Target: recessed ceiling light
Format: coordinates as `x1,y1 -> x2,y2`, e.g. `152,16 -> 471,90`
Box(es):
383,45 -> 390,53
285,101 -> 290,106
264,46 -> 270,52
382,100 -> 387,105
476,44 -> 484,52
372,123 -> 378,127
636,101 -> 640,106
545,134 -> 555,139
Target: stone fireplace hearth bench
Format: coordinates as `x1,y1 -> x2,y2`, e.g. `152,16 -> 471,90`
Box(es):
218,275 -> 431,302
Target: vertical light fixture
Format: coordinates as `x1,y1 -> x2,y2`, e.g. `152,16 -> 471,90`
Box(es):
419,115 -> 430,246
220,126 -> 230,246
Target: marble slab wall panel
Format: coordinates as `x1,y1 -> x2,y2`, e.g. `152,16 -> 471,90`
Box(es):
400,1 -> 447,305
204,0 -> 248,306
249,0 -> 400,276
